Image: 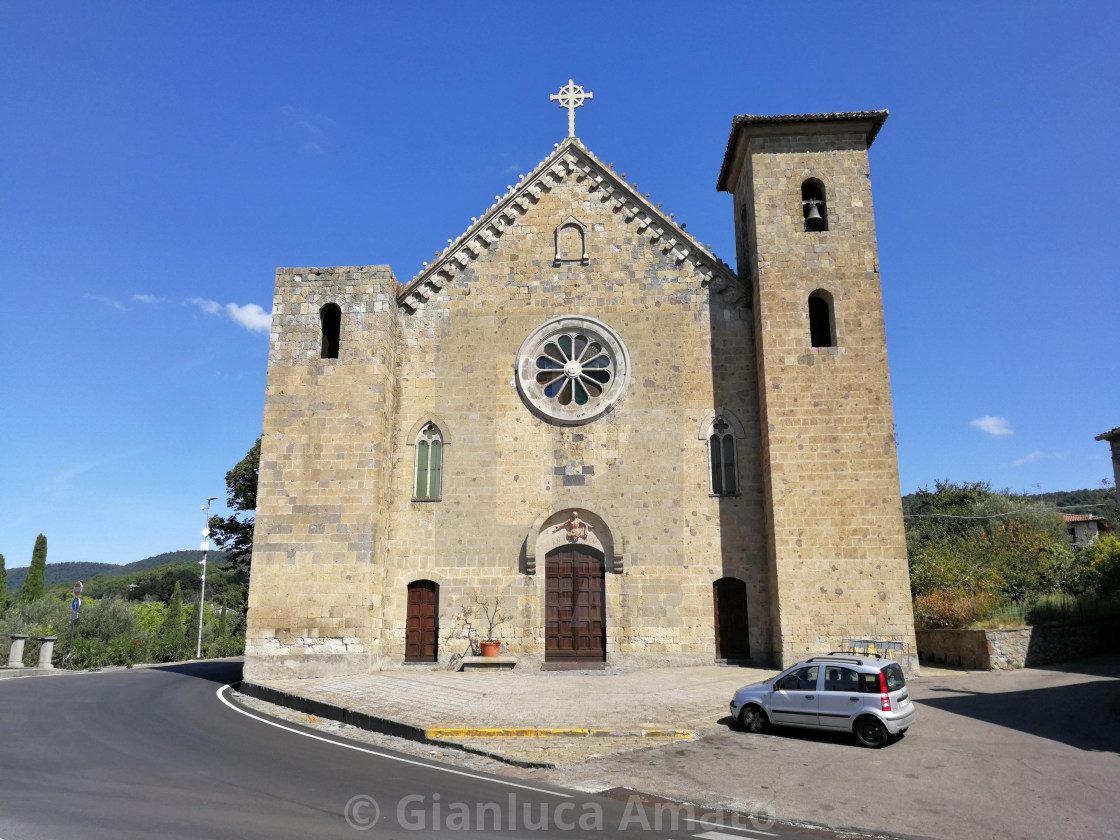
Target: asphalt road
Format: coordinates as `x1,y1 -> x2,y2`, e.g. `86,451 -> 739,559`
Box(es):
0,662 -> 834,840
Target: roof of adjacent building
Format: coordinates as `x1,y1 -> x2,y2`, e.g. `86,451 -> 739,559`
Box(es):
717,110 -> 889,192
1095,426 -> 1120,442
1063,514 -> 1101,523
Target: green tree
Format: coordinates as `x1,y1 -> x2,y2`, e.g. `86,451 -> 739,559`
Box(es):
21,534 -> 48,602
1081,533 -> 1120,595
153,581 -> 190,662
0,552 -> 7,610
215,599 -> 229,640
162,582 -> 185,638
209,438 -> 260,575
186,599 -> 201,657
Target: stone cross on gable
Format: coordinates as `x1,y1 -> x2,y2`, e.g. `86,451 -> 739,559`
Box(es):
551,79 -> 593,138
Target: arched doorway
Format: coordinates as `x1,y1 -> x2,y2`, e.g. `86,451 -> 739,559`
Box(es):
405,580 -> 439,662
545,545 -> 605,662
713,577 -> 750,660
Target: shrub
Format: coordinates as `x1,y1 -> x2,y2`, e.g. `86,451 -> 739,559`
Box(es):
209,635 -> 245,658
106,634 -> 141,667
79,599 -> 138,645
1082,534 -> 1120,595
69,637 -> 107,670
150,633 -> 191,663
913,590 -> 997,629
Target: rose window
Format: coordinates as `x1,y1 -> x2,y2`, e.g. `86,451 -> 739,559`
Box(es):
516,316 -> 630,424
535,333 -> 612,406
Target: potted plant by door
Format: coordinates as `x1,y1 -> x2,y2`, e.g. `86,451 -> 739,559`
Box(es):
476,597 -> 508,657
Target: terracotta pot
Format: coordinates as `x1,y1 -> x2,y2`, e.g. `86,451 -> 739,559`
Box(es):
479,640 -> 501,657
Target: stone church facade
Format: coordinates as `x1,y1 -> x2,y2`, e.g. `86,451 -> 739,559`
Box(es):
244,101 -> 917,680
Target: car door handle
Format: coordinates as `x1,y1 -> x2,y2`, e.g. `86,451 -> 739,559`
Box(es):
849,697 -> 859,702
804,695 -> 814,700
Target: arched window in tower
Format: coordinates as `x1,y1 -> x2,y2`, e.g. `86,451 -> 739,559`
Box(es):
801,179 -> 828,232
708,416 -> 738,496
413,423 -> 443,501
320,303 -> 341,359
808,290 -> 835,348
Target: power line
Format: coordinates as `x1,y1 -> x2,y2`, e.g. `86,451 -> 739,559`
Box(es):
903,503 -> 1111,521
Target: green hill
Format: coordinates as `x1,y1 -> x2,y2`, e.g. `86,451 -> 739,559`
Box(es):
6,550 -> 229,592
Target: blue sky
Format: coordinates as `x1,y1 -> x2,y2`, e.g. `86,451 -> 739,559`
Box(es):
2,2 -> 1117,569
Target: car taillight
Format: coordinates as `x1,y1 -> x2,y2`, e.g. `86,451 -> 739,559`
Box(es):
879,671 -> 892,711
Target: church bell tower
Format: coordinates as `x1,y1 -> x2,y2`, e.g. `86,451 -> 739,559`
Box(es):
717,111 -> 918,668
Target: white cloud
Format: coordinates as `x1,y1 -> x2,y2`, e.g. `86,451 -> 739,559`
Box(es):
226,302 -> 272,333
1008,451 -> 1063,467
279,105 -> 334,153
971,415 -> 1013,436
132,294 -> 165,305
189,297 -> 223,315
84,293 -> 129,311
190,297 -> 271,333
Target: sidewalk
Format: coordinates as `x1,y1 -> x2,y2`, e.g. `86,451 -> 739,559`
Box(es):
242,662 -> 781,766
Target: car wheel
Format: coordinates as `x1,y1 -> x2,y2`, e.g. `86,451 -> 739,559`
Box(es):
854,716 -> 889,748
738,704 -> 768,734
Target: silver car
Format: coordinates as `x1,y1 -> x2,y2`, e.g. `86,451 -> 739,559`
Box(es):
729,653 -> 916,748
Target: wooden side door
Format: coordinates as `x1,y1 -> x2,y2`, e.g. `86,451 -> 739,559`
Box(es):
405,580 -> 438,662
713,577 -> 750,659
546,545 -> 605,661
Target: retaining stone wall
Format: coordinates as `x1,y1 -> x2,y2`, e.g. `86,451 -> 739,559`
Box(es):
917,618 -> 1120,670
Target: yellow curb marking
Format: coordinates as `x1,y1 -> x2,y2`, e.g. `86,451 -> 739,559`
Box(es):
426,728 -> 694,739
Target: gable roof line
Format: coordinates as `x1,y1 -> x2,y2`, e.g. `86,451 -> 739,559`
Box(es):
397,137 -> 744,312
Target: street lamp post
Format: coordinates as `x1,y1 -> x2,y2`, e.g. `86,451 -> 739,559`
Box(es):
197,496 -> 219,659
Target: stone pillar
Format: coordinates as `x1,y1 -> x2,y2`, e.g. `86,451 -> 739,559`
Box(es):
1095,428 -> 1120,508
7,634 -> 28,668
36,637 -> 58,669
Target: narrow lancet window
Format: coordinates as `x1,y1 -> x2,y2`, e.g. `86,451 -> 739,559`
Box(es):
414,423 -> 443,500
708,417 -> 738,496
808,290 -> 835,348
320,303 -> 341,359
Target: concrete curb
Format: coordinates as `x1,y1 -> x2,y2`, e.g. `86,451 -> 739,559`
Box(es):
237,681 -> 558,769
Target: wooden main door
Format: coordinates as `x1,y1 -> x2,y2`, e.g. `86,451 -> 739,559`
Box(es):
713,577 -> 750,660
405,580 -> 438,662
545,545 -> 605,662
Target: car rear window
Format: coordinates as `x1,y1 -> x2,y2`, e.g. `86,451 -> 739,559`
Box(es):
883,663 -> 906,691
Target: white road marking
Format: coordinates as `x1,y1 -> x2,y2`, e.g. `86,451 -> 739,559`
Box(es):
691,822 -> 779,837
215,683 -> 570,798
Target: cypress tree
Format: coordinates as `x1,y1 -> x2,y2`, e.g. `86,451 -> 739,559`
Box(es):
186,599 -> 200,656
162,581 -> 185,638
216,600 -> 229,639
0,552 -> 7,609
21,534 -> 47,602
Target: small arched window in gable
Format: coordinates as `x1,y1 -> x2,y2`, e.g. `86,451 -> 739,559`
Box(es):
808,290 -> 835,348
708,416 -> 738,496
320,303 -> 341,359
554,216 -> 589,265
413,423 -> 443,501
801,179 -> 828,232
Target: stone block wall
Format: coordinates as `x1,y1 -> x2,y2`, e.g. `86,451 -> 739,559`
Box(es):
245,266 -> 401,680
916,619 -> 1120,670
376,152 -> 772,668
724,119 -> 917,667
